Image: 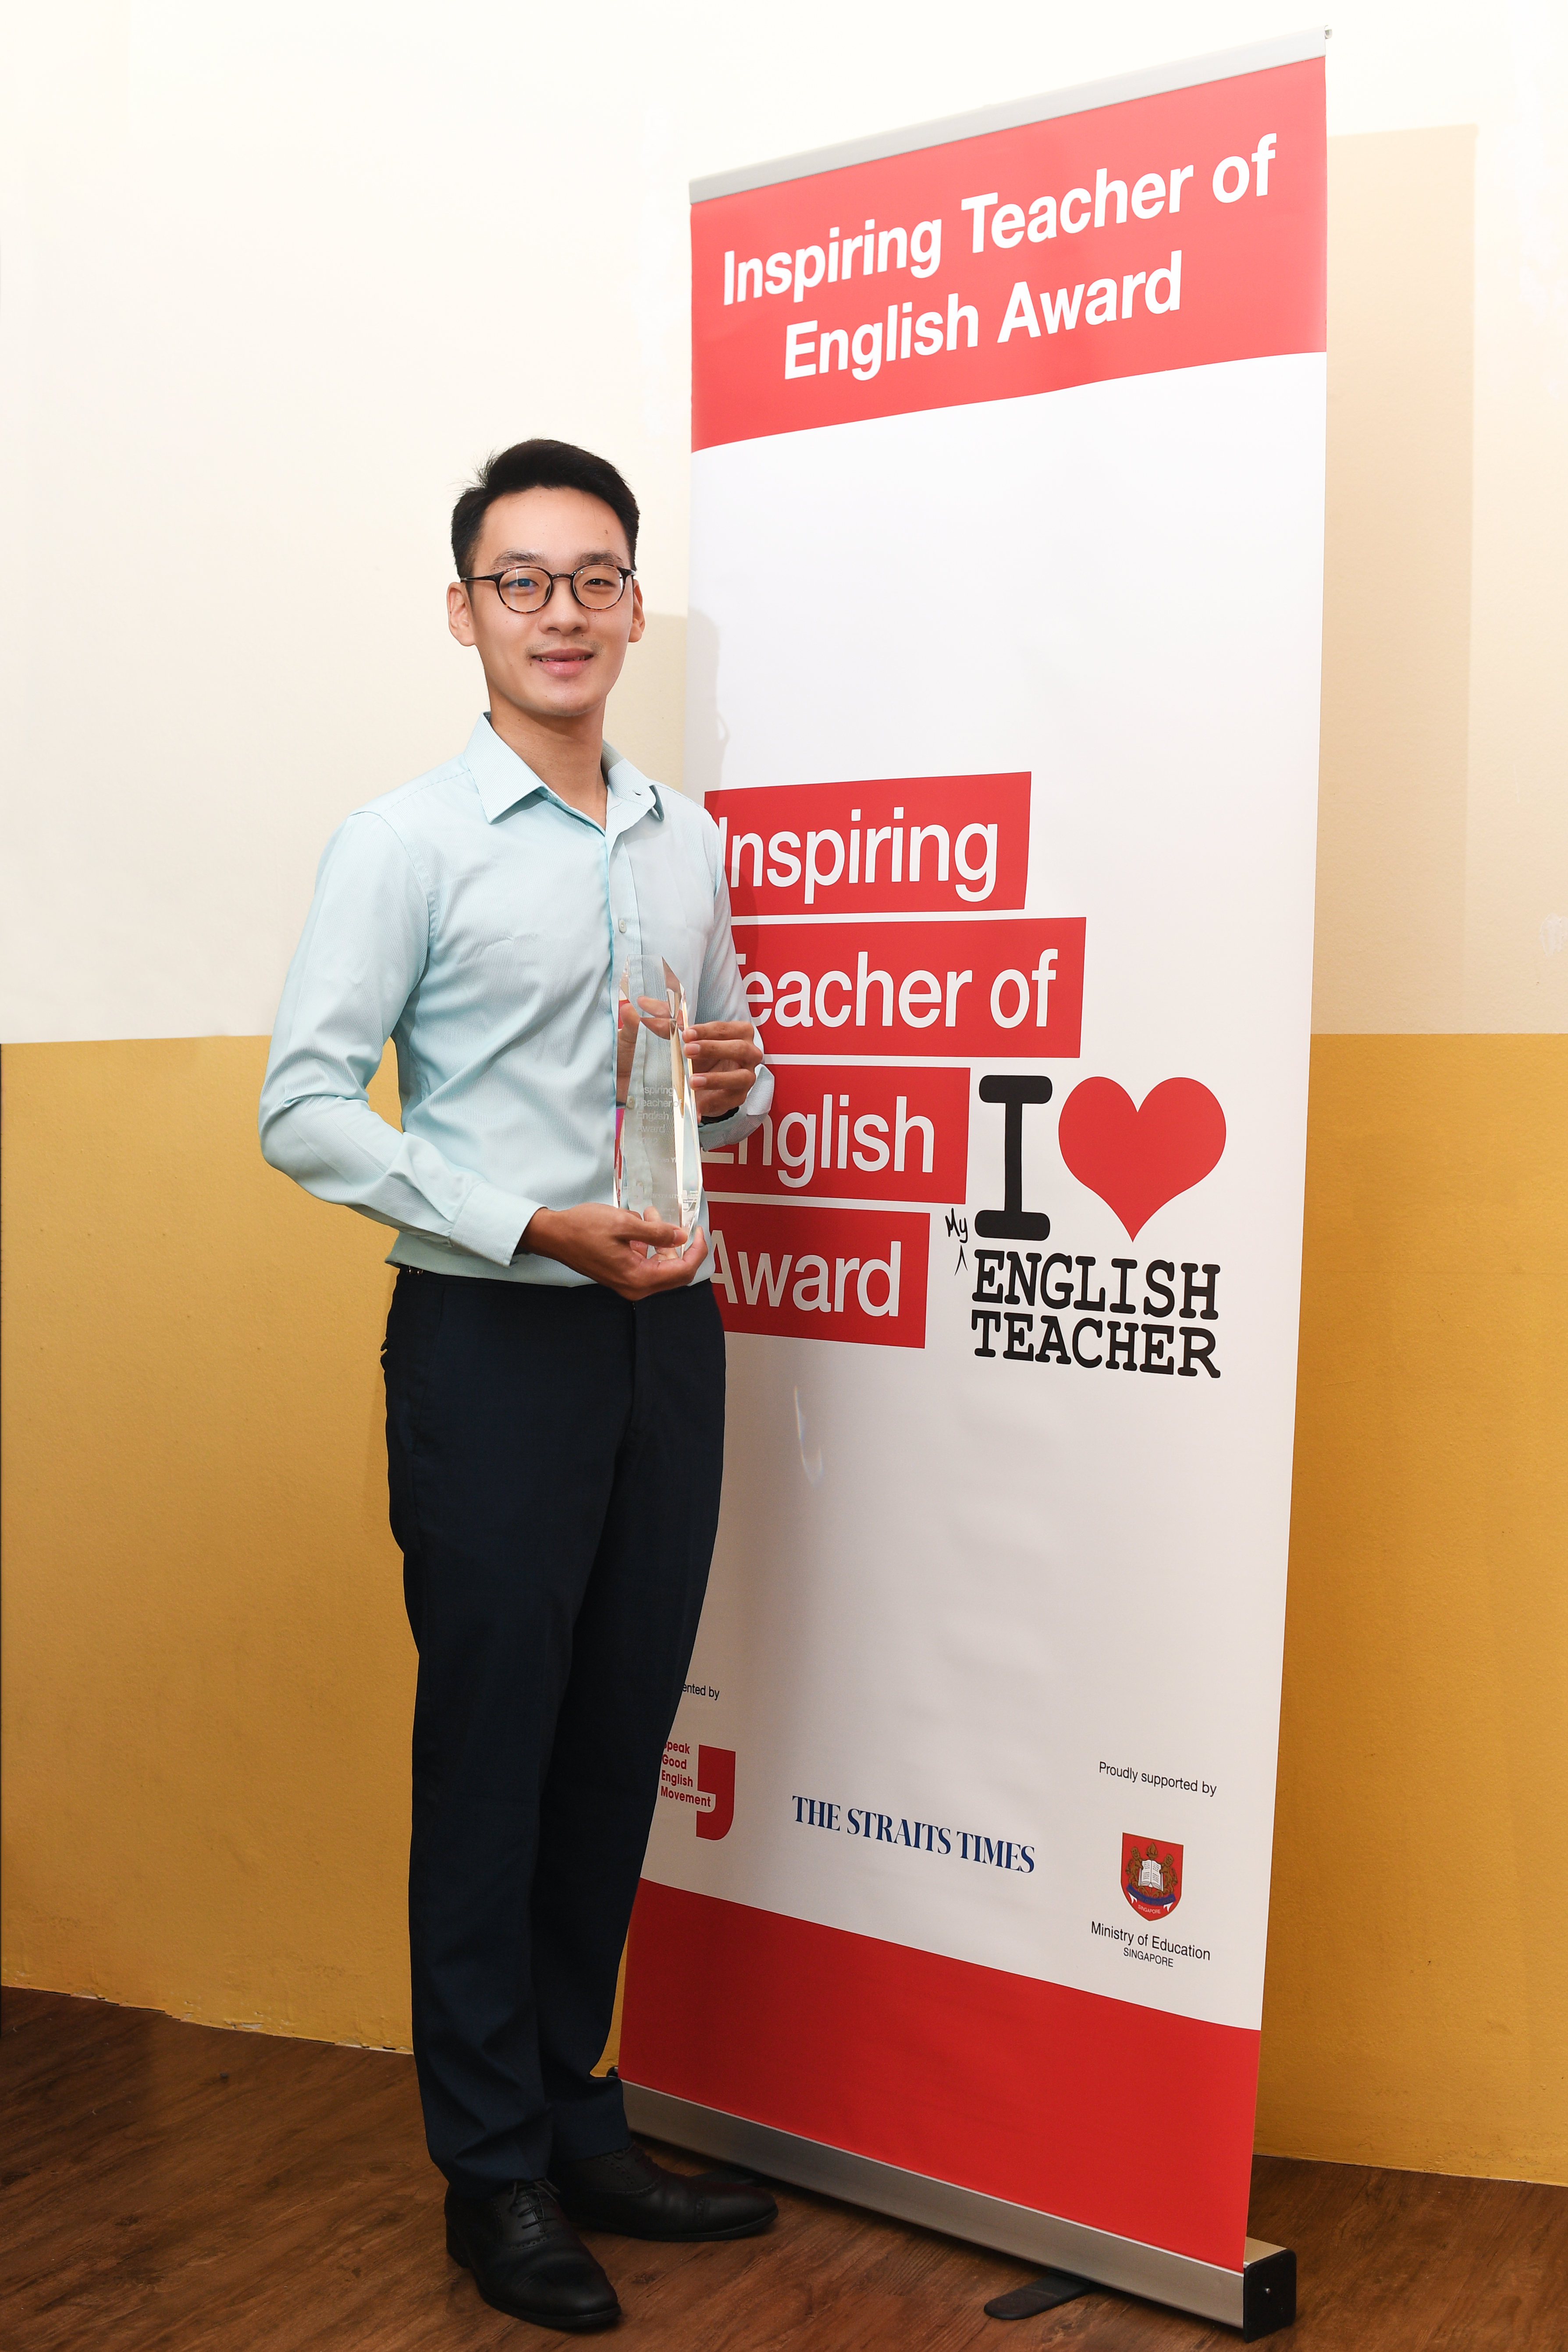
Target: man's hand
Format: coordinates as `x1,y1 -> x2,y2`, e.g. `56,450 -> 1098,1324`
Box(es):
684,1020 -> 763,1122
520,1203 -> 708,1300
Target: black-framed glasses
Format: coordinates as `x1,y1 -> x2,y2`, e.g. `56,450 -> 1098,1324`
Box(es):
461,561 -> 636,615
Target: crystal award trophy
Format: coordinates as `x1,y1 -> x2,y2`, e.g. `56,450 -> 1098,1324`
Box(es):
614,954 -> 702,1253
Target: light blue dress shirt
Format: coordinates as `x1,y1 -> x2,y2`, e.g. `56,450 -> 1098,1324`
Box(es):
260,714 -> 772,1285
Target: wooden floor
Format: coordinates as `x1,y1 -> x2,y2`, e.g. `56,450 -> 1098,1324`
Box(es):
3,1988 -> 1564,2350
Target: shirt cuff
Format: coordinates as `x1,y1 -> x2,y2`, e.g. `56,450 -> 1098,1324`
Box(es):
698,1060 -> 772,1146
448,1180 -> 543,1267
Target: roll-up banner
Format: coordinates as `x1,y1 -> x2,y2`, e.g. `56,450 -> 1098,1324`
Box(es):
622,33 -> 1326,2334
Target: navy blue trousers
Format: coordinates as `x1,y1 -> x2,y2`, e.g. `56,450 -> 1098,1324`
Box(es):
382,1268 -> 725,2195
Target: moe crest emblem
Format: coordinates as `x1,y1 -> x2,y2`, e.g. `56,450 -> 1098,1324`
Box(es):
1121,1833 -> 1183,1921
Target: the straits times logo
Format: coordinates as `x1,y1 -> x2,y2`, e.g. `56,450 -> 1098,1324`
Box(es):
791,1794 -> 1035,1874
659,1747 -> 1036,1873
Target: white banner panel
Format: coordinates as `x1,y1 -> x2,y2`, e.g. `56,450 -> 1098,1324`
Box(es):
622,38 -> 1326,2307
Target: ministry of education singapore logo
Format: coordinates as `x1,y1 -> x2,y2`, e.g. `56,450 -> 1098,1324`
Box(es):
1121,1833 -> 1183,1920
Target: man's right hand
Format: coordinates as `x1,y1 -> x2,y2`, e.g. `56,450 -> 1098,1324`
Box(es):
519,1204 -> 709,1300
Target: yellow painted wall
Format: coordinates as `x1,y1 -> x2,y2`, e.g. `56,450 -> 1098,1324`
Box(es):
5,1032 -> 1565,2176
1257,1037 -> 1568,2177
2,1039 -> 413,2046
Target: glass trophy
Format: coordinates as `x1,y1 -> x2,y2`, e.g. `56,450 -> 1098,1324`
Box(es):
615,954 -> 702,1253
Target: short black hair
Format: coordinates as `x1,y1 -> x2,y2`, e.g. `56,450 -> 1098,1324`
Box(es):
451,439 -> 640,579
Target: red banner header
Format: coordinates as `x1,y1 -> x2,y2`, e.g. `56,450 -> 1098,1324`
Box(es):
692,59 -> 1324,450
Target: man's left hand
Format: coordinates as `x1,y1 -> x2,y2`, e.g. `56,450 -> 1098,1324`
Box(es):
685,1020 -> 763,1122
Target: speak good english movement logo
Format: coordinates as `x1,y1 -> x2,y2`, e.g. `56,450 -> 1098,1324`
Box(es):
1121,1833 -> 1183,1920
660,1740 -> 736,1840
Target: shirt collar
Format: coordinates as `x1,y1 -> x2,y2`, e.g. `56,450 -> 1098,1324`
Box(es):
464,713 -> 662,836
603,739 -> 664,845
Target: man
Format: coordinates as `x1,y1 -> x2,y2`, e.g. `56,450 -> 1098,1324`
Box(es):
260,439 -> 777,2333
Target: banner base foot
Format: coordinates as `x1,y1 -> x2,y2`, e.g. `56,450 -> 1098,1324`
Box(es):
984,2268 -> 1092,2319
623,2080 -> 1291,2333
1241,2244 -> 1296,2340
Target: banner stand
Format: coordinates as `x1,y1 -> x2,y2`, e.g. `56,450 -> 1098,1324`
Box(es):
625,2086 -> 1296,2338
623,30 -> 1325,2345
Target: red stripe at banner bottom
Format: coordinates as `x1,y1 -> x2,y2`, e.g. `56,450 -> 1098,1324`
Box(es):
620,1879 -> 1258,2270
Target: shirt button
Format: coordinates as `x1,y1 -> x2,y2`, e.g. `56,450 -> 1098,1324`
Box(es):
618,917 -> 627,933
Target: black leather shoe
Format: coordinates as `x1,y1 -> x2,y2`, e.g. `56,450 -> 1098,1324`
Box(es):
553,2142 -> 778,2242
444,2178 -> 620,2331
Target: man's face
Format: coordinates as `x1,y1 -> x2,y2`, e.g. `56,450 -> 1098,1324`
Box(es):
447,485 -> 644,724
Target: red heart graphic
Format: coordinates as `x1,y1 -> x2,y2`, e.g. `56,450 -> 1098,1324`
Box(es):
1057,1077 -> 1226,1240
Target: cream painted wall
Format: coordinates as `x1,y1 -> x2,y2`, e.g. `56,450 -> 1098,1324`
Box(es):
4,2 -> 1566,1041
1312,128 -> 1474,1032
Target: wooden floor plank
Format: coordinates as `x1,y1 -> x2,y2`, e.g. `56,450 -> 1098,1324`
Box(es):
3,1988 -> 1564,2349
